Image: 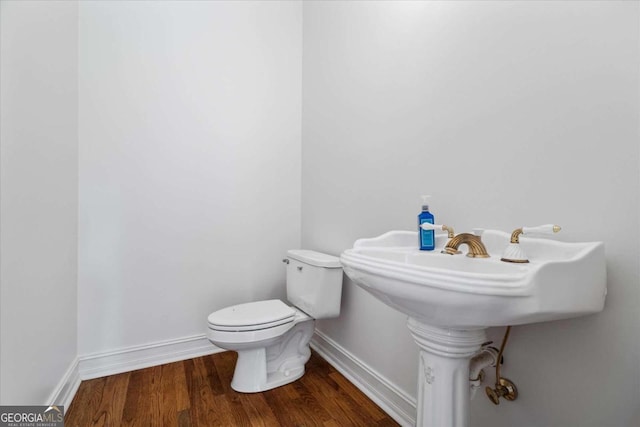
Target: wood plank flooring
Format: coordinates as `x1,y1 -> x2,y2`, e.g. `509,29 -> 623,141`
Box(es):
65,350 -> 400,427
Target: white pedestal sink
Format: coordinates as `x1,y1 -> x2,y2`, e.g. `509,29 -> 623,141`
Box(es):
340,230 -> 606,427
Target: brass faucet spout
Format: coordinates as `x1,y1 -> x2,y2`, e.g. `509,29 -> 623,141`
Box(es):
443,233 -> 490,258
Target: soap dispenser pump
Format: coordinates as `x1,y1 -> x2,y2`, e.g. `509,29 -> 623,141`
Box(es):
418,195 -> 435,251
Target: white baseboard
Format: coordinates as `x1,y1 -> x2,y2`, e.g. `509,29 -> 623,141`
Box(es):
47,357 -> 81,409
310,330 -> 416,427
78,334 -> 223,380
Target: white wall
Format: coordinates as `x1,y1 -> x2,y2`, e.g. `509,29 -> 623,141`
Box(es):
0,1 -> 79,404
78,1 -> 302,355
2,2 -> 638,422
302,1 -> 639,426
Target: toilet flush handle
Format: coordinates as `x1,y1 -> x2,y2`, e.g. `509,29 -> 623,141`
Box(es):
281,258 -> 301,271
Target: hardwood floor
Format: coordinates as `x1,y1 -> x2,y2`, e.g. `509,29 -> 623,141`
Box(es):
65,350 -> 400,427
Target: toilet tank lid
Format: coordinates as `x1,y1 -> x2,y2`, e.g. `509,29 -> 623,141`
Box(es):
287,250 -> 341,268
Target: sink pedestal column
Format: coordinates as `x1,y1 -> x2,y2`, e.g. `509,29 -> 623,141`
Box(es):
407,318 -> 487,427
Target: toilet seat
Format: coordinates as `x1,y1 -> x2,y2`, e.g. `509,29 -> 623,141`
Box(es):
208,299 -> 296,332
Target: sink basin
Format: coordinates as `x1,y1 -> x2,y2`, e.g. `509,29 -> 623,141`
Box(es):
340,230 -> 606,329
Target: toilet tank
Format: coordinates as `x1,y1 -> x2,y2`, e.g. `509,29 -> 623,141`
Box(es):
285,250 -> 343,319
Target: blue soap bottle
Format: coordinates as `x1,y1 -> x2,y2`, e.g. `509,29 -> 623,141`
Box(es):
418,195 -> 435,251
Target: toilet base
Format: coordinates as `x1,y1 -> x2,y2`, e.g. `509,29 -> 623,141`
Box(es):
231,347 -> 306,392
230,318 -> 315,393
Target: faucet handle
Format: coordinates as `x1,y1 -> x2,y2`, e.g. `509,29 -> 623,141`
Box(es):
472,228 -> 485,237
420,223 -> 455,238
510,224 -> 561,243
522,224 -> 561,235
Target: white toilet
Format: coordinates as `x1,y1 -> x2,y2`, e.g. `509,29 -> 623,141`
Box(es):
207,250 -> 343,393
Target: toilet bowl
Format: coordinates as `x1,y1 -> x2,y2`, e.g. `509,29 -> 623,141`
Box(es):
207,250 -> 343,393
207,300 -> 315,392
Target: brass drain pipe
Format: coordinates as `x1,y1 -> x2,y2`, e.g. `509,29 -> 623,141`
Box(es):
485,326 -> 518,405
